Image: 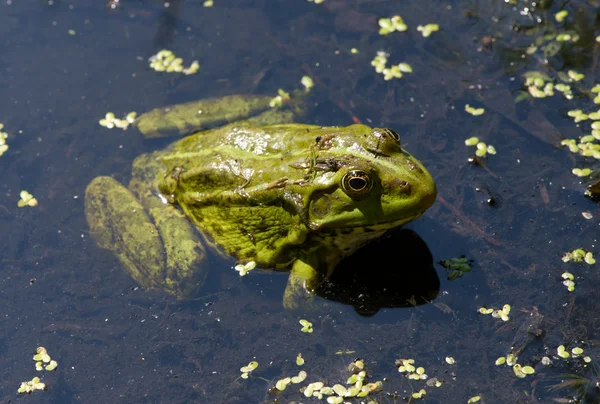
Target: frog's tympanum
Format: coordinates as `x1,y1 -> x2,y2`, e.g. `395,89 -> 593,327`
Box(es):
85,94 -> 437,309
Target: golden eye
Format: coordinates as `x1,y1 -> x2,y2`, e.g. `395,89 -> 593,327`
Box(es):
383,128 -> 401,144
342,170 -> 373,199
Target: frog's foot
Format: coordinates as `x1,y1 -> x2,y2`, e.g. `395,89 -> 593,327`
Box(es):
283,259 -> 321,310
85,176 -> 207,298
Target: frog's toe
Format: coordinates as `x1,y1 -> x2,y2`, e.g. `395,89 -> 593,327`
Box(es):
85,176 -> 167,291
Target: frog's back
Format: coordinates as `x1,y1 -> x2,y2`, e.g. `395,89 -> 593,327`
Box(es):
167,124 -> 328,156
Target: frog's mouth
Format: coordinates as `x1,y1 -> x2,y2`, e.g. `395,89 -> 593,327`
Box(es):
310,209 -> 426,232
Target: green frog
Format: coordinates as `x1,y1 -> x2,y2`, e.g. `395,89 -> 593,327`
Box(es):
85,93 -> 437,309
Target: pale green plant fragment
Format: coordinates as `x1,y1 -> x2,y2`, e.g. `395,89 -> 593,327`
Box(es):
557,345 -> 570,358
203,0 -> 213,7
465,137 -> 479,146
17,377 -> 46,394
572,168 -> 592,177
301,76 -> 314,91
412,388 -> 426,399
149,49 -> 199,75
296,353 -> 304,366
269,89 -> 291,108
495,357 -> 506,365
18,190 -> 38,208
299,319 -> 313,333
572,347 -> 584,356
378,15 -> 408,35
468,396 -> 482,403
234,260 -> 256,276
465,104 -> 485,116
555,10 -> 568,22
568,70 -> 585,81
417,23 -> 439,37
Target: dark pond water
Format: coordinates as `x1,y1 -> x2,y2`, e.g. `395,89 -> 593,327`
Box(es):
2,0 -> 600,403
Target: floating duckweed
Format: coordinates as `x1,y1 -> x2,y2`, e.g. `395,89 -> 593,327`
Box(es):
568,109 -> 588,122
291,370 -> 307,384
568,69 -> 584,81
562,270 -> 578,288
445,356 -> 455,365
32,347 -> 51,363
572,347 -> 584,356
585,252 -> 596,264
18,190 -> 38,208
506,353 -> 517,366
426,377 -> 443,387
382,65 -> 404,81
584,356 -> 592,363
348,359 -> 365,373
149,49 -> 199,75
299,319 -> 313,333
276,377 -> 291,391
467,396 -> 481,403
234,261 -> 256,276
398,63 -> 413,73
557,345 -> 570,359
572,168 -> 592,177
563,249 -> 594,263
555,83 -> 574,99
465,104 -> 485,116
541,356 -> 552,366
440,256 -> 472,280
326,397 -> 343,404
412,389 -> 426,399
296,353 -> 305,366
513,364 -> 527,378
301,76 -> 314,91
495,357 -> 506,366
203,0 -> 213,6
35,362 -> 43,371
307,0 -> 325,3
45,360 -> 58,371
581,135 -> 596,143
240,361 -> 258,378
17,377 -> 46,394
350,48 -> 359,54
99,111 -> 137,130
378,15 -> 408,35
588,112 -> 600,120
555,10 -> 568,22
417,24 -> 439,37
481,304 -> 510,321
522,366 -> 535,375
397,358 -> 428,380
465,137 -> 479,146
0,124 -> 7,157
269,89 -> 291,108
371,51 -> 388,73
332,383 -> 347,396
397,358 -> 415,373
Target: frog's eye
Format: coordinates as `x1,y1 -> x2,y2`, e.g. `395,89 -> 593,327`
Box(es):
383,128 -> 401,144
342,170 -> 373,199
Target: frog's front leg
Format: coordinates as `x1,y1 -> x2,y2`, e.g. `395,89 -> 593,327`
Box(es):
283,258 -> 323,310
85,176 -> 208,297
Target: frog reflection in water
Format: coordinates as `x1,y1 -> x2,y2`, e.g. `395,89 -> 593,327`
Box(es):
85,94 -> 437,309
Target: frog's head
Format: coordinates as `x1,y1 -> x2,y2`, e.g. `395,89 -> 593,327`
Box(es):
305,125 -> 436,231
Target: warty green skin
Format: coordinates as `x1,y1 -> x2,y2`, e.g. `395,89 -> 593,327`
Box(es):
85,96 -> 437,309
